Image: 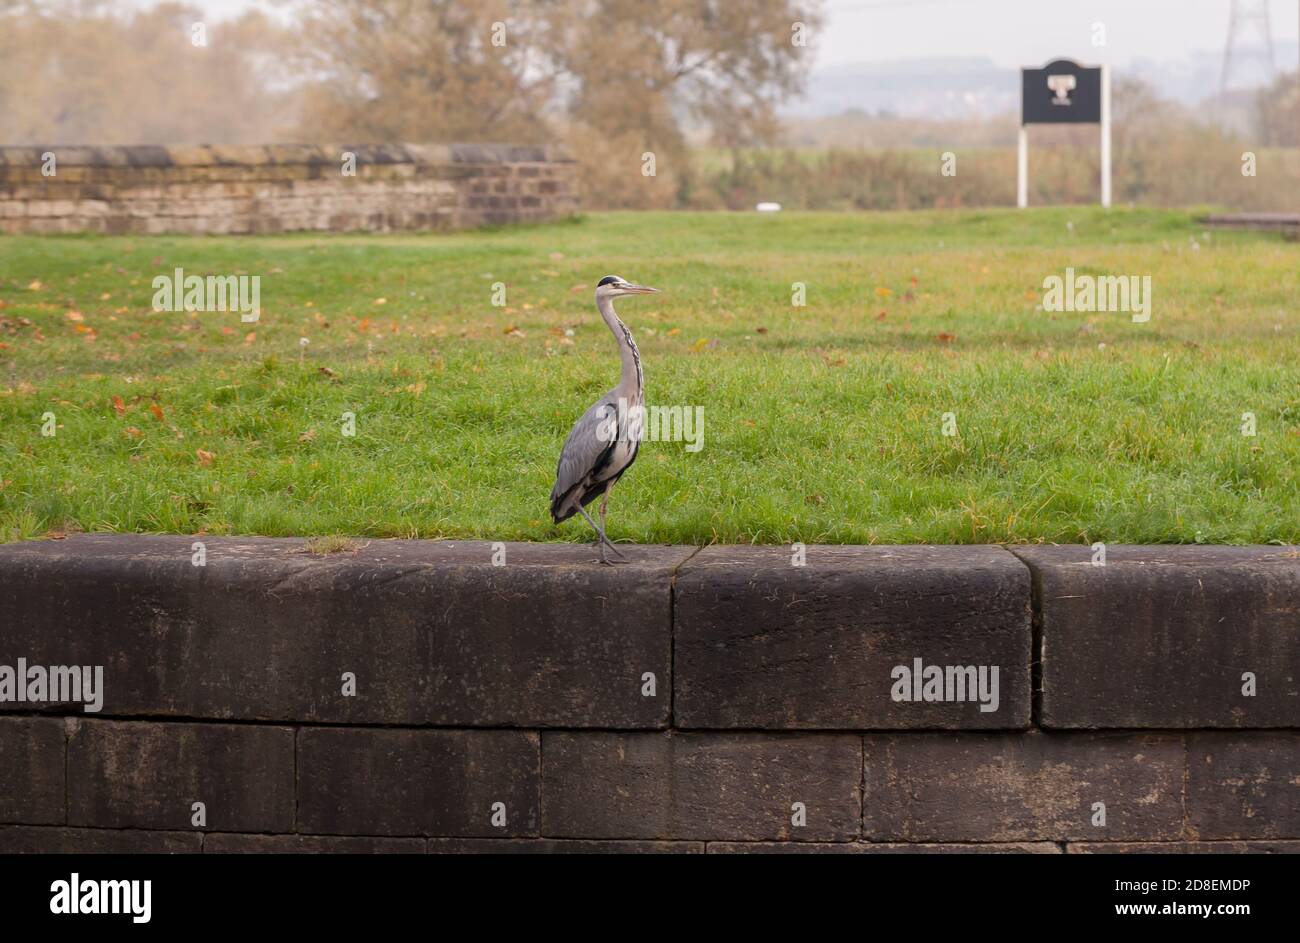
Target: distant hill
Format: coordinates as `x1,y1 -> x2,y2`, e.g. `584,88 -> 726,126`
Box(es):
787,45 -> 1298,122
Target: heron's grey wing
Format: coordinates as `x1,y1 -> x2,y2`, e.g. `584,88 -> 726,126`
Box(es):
550,400 -> 617,517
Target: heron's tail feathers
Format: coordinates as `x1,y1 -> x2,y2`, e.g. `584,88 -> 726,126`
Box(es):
550,485 -> 575,524
551,481 -> 603,524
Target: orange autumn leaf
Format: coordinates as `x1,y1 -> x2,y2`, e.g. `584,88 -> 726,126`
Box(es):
196,449 -> 216,467
149,403 -> 165,422
111,395 -> 126,416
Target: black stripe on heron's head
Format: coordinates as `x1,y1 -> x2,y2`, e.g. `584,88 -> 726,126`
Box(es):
597,275 -> 623,287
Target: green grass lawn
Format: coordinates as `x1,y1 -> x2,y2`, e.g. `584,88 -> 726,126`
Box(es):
1,207 -> 1297,545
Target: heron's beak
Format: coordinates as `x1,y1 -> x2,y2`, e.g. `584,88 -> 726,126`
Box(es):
623,283 -> 660,295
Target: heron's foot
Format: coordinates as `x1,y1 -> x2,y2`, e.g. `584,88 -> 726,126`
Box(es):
594,530 -> 628,559
596,539 -> 629,565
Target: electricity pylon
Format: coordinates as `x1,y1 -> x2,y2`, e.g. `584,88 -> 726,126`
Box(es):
1220,0 -> 1277,93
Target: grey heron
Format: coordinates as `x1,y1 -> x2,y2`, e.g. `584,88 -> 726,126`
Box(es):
550,274 -> 660,563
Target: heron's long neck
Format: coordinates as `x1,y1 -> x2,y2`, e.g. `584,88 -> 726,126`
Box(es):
598,294 -> 643,399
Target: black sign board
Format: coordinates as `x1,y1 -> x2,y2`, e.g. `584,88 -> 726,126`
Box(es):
1021,59 -> 1102,125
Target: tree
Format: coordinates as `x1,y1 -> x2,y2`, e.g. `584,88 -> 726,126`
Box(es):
1254,70 -> 1300,147
290,0 -> 822,204
0,1 -> 296,145
292,0 -> 562,144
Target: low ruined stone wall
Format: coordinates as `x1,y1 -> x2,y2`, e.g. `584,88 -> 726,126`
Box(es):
0,144 -> 578,235
0,537 -> 1296,853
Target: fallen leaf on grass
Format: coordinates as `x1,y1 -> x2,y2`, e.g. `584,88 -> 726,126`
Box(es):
111,395 -> 126,416
935,332 -> 956,343
65,310 -> 84,322
195,449 -> 215,467
149,403 -> 165,422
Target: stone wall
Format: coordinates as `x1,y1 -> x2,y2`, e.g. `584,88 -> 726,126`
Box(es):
0,536 -> 1296,853
0,144 -> 578,235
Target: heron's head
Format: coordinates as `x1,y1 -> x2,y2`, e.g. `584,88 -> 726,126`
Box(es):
596,274 -> 660,299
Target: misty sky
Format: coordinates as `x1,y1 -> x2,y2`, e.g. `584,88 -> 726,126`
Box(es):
161,0 -> 1300,69
817,0 -> 1298,68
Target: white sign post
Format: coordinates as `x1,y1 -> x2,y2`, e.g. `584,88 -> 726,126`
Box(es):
1017,127 -> 1029,209
1099,64 -> 1111,208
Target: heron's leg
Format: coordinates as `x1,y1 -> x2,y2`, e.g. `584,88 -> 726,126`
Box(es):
576,505 -> 624,563
599,481 -> 628,559
576,506 -> 612,565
